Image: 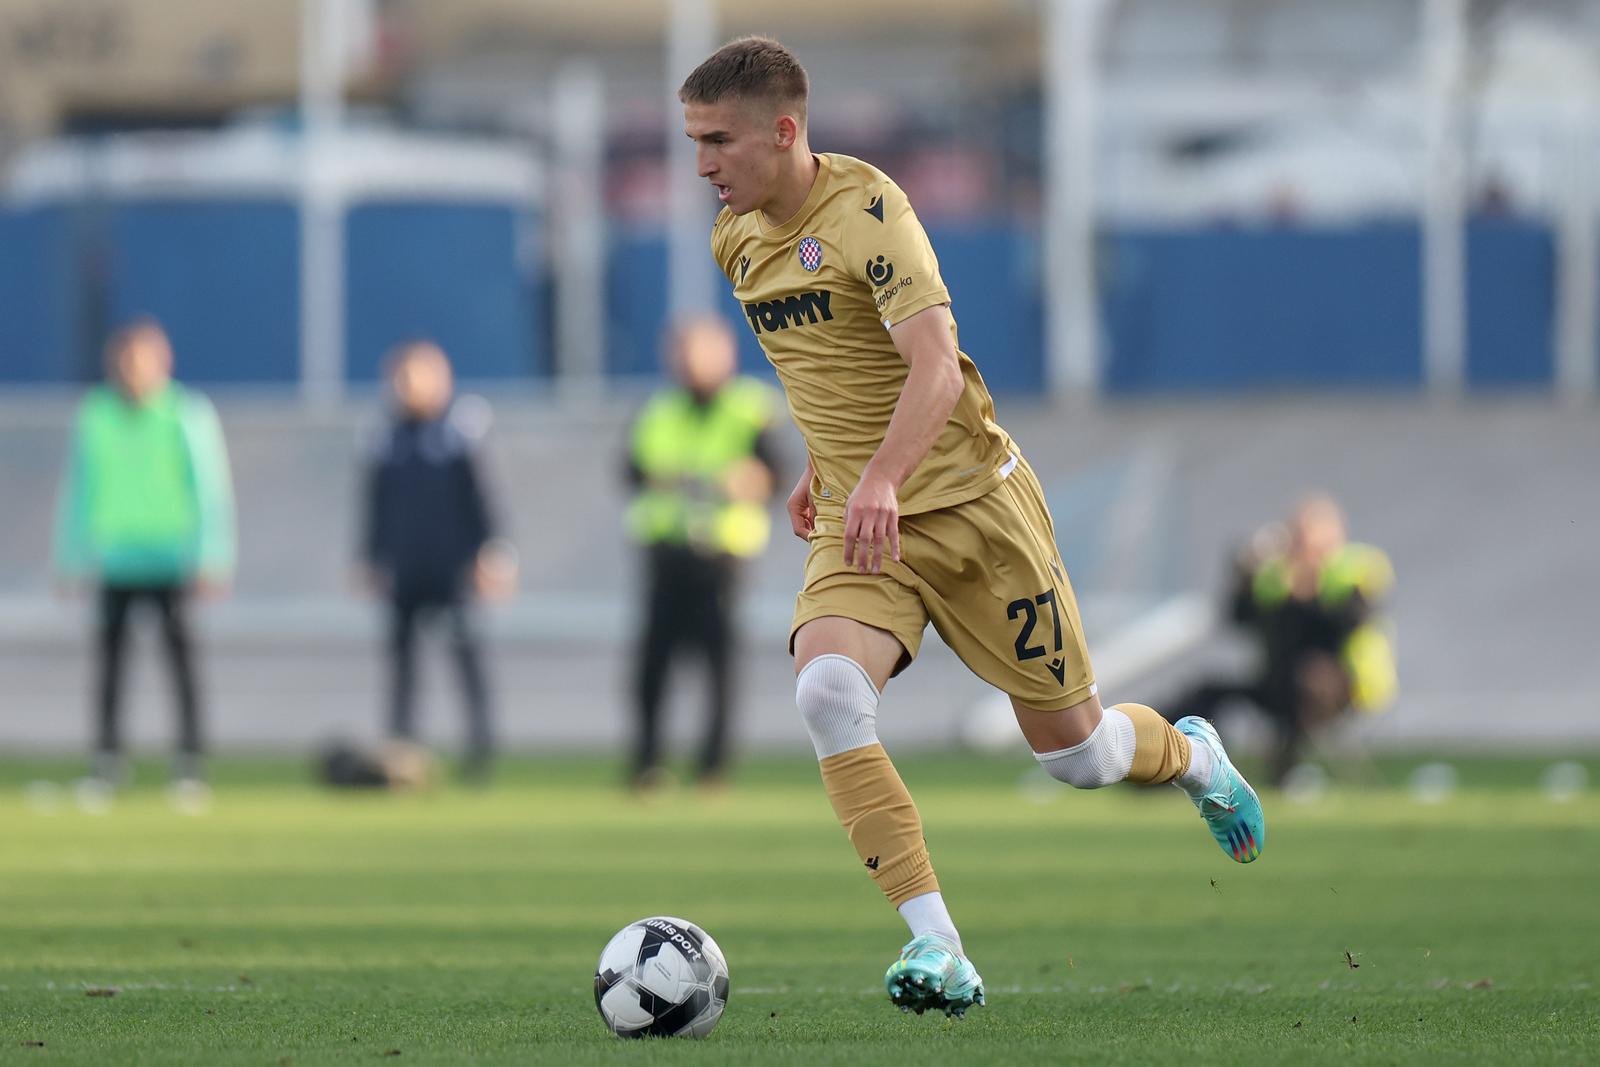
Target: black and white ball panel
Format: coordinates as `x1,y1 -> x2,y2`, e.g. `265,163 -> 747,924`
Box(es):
594,916 -> 729,1039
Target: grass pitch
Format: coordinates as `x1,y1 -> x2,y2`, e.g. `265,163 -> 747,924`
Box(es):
0,753 -> 1595,1066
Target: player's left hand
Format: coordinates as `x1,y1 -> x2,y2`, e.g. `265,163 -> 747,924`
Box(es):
193,575 -> 231,600
843,468 -> 901,575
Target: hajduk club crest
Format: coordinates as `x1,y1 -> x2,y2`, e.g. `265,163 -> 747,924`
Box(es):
797,236 -> 823,272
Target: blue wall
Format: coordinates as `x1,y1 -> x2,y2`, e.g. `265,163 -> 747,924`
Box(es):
1100,223 -> 1424,391
107,199 -> 301,384
0,206 -> 81,382
0,204 -> 1567,391
345,201 -> 545,382
1466,218 -> 1555,386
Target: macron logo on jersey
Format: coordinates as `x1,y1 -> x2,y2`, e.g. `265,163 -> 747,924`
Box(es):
742,291 -> 834,335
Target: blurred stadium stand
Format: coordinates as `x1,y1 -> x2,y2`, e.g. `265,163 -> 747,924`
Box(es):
2,0 -> 1597,754
2,397 -> 1596,753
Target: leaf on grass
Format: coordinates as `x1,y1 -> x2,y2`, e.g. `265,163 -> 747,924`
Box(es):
1423,949 -> 1431,958
238,974 -> 255,986
1329,887 -> 1339,895
1066,957 -> 1075,969
1117,981 -> 1151,994
1468,978 -> 1493,990
85,988 -> 117,997
1431,977 -> 1451,991
1344,951 -> 1361,970
383,1050 -> 402,1058
178,937 -> 197,949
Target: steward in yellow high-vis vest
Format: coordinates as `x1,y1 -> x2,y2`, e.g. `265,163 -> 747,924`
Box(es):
627,375 -> 777,560
624,317 -> 783,790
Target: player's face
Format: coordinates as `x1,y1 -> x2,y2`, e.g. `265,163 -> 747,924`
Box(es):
112,331 -> 173,402
392,346 -> 453,419
1291,498 -> 1346,561
674,319 -> 737,395
683,98 -> 782,216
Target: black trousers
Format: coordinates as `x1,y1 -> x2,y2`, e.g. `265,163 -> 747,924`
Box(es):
632,544 -> 737,781
96,583 -> 201,757
387,594 -> 493,767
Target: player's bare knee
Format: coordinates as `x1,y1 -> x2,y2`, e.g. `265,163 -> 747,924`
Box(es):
795,654 -> 880,759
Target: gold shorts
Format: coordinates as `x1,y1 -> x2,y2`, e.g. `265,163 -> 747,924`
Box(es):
790,455 -> 1096,710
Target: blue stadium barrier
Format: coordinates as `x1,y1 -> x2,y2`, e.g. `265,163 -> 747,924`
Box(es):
106,199 -> 300,384
345,201 -> 545,382
1466,217 -> 1555,387
0,204 -> 1565,392
1098,223 -> 1425,391
0,205 -> 81,382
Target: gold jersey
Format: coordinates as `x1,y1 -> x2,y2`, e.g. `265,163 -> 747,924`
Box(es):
711,152 -> 1014,517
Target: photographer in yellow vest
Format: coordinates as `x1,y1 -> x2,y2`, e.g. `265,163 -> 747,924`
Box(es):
624,315 -> 783,790
1167,493 -> 1396,785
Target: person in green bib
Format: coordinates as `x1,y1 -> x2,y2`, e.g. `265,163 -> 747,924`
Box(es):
53,319 -> 236,799
624,315 -> 783,790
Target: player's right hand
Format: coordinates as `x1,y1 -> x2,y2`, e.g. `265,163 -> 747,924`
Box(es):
786,468 -> 815,540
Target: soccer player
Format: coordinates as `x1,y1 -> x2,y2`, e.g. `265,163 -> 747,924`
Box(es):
679,37 -> 1267,1018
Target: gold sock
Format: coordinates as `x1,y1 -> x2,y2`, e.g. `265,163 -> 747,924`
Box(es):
817,743 -> 939,907
1119,703 -> 1193,785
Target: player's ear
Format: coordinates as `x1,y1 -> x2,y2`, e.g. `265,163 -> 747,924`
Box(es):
774,113 -> 799,150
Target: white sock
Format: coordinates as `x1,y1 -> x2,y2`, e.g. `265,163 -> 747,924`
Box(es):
898,891 -> 962,953
1034,708 -> 1136,788
1176,733 -> 1218,794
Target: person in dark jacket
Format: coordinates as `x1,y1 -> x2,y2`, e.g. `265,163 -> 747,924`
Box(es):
361,341 -> 516,783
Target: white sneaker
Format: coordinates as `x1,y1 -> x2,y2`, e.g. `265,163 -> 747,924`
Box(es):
168,778 -> 213,816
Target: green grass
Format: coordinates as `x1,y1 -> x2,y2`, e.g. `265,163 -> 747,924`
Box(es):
0,753 -> 1596,1066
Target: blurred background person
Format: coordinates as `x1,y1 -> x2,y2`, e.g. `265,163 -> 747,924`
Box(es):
1166,493 -> 1396,786
624,316 -> 782,791
361,340 -> 517,785
52,318 -> 235,804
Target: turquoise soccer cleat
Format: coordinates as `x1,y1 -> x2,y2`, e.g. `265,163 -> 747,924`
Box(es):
1174,716 -> 1266,863
884,934 -> 985,1018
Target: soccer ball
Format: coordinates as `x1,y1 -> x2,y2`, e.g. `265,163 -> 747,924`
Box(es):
593,916 -> 729,1039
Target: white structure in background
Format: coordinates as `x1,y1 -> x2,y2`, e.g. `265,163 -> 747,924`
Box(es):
552,61 -> 608,387
1043,0 -> 1109,397
1420,0 -> 1468,397
299,0 -> 370,408
665,0 -> 717,323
